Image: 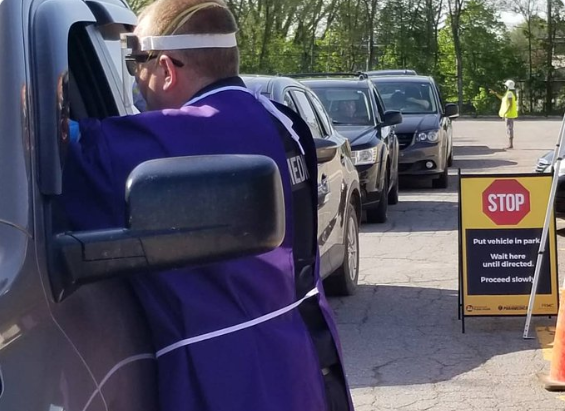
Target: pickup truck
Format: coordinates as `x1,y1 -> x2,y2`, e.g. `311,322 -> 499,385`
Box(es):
0,0 -> 284,409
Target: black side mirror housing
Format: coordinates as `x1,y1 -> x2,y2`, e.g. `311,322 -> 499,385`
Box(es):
383,110 -> 403,126
314,137 -> 338,163
52,154 -> 285,301
445,103 -> 459,118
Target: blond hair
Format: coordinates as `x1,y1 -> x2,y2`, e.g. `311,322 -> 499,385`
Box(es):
143,0 -> 239,78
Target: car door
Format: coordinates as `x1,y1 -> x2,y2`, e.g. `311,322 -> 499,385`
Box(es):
373,87 -> 399,188
0,2 -> 111,410
0,0 -> 139,409
432,81 -> 452,161
29,2 -> 157,410
307,90 -> 360,274
286,88 -> 345,278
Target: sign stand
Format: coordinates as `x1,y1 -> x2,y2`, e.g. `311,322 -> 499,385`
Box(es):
523,114 -> 565,339
457,168 -> 465,332
458,173 -> 559,331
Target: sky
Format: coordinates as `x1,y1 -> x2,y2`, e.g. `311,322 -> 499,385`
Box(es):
500,11 -> 524,28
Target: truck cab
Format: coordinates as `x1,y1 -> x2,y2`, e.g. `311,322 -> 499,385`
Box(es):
0,1 -> 283,409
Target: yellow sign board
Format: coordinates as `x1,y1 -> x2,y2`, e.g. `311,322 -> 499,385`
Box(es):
459,174 -> 558,322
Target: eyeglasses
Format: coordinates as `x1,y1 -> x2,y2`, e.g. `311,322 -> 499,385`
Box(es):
125,53 -> 185,77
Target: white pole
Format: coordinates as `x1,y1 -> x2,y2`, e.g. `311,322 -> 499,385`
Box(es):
523,114 -> 565,339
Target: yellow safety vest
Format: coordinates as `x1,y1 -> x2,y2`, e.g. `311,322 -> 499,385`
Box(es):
499,90 -> 518,119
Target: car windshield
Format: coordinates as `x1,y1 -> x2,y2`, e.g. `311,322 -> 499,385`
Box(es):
309,87 -> 374,126
373,81 -> 437,114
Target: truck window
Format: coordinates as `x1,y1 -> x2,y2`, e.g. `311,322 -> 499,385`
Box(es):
68,24 -> 120,120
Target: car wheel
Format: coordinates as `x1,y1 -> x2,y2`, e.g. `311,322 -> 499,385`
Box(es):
432,167 -> 449,189
367,175 -> 388,223
324,203 -> 359,296
388,177 -> 399,205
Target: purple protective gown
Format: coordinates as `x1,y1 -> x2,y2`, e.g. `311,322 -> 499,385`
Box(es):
61,84 -> 352,411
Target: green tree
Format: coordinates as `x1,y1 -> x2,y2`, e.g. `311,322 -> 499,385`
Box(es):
128,0 -> 154,14
438,0 -> 525,112
376,0 -> 443,74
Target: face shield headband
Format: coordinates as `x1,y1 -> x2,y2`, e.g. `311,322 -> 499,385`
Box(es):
119,32 -> 237,112
121,32 -> 237,76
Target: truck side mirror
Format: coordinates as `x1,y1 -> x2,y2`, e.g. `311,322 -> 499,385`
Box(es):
383,110 -> 402,126
445,103 -> 459,118
51,154 -> 285,301
315,137 -> 338,163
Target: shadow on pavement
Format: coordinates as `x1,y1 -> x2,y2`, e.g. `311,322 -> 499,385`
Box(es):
328,284 -> 553,388
452,158 -> 518,170
398,174 -> 459,193
453,145 -> 506,156
361,200 -> 459,232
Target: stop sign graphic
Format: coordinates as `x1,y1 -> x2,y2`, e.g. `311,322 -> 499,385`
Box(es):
482,179 -> 531,225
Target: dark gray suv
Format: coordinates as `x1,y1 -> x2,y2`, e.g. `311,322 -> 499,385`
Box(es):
370,75 -> 459,188
0,0 -> 285,409
299,75 -> 402,224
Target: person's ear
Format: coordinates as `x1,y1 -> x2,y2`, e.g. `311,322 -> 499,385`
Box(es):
158,55 -> 178,92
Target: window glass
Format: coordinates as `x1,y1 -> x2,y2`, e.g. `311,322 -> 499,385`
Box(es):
372,90 -> 386,122
290,90 -> 323,139
283,92 -> 298,113
103,38 -> 140,113
309,87 -> 374,126
68,25 -> 119,119
373,81 -> 438,114
307,92 -> 332,137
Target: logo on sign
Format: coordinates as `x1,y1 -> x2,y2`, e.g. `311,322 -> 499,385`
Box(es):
482,179 -> 531,225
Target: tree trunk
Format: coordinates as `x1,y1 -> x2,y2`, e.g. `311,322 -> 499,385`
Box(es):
528,18 -> 533,113
258,1 -> 272,71
448,0 -> 464,113
546,0 -> 553,115
454,37 -> 464,113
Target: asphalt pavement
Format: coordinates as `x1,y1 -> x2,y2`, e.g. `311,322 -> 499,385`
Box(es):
329,118 -> 565,411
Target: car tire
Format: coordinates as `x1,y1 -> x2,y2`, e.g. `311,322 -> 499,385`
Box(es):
388,178 -> 399,205
324,203 -> 359,296
432,167 -> 449,189
367,175 -> 388,223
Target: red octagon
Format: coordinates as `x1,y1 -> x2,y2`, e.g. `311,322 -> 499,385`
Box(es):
482,179 -> 531,225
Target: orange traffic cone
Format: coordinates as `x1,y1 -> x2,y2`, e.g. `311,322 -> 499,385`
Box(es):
541,290 -> 565,391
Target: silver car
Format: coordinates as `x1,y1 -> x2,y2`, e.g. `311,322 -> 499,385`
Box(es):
243,75 -> 362,295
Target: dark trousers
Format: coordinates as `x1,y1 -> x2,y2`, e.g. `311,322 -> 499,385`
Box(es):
323,365 -> 351,411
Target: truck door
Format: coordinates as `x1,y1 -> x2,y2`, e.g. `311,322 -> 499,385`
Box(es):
30,0 -> 156,410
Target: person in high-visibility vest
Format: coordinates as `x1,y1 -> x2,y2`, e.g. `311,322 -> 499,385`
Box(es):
490,79 -> 518,149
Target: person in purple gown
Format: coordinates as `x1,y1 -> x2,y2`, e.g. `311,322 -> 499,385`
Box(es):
61,0 -> 354,410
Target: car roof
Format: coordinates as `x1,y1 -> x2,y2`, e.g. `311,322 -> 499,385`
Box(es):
241,75 -> 309,102
241,74 -> 305,88
370,75 -> 435,84
366,69 -> 417,76
299,78 -> 372,89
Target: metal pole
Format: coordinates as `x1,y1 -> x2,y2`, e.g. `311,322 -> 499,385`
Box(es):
523,114 -> 565,338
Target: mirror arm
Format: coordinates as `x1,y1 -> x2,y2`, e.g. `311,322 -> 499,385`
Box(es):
52,224 -> 280,302
52,230 -> 150,301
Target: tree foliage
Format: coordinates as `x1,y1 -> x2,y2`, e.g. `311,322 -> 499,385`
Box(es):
127,0 -> 565,114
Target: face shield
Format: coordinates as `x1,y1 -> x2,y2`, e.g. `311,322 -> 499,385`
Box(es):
120,32 -> 237,111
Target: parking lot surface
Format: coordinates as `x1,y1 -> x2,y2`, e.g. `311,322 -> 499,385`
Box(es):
329,118 -> 565,410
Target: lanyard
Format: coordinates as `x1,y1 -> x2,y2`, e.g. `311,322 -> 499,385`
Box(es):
156,286 -> 319,358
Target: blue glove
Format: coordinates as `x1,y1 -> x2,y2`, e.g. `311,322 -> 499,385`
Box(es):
133,81 -> 147,112
69,120 -> 80,143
